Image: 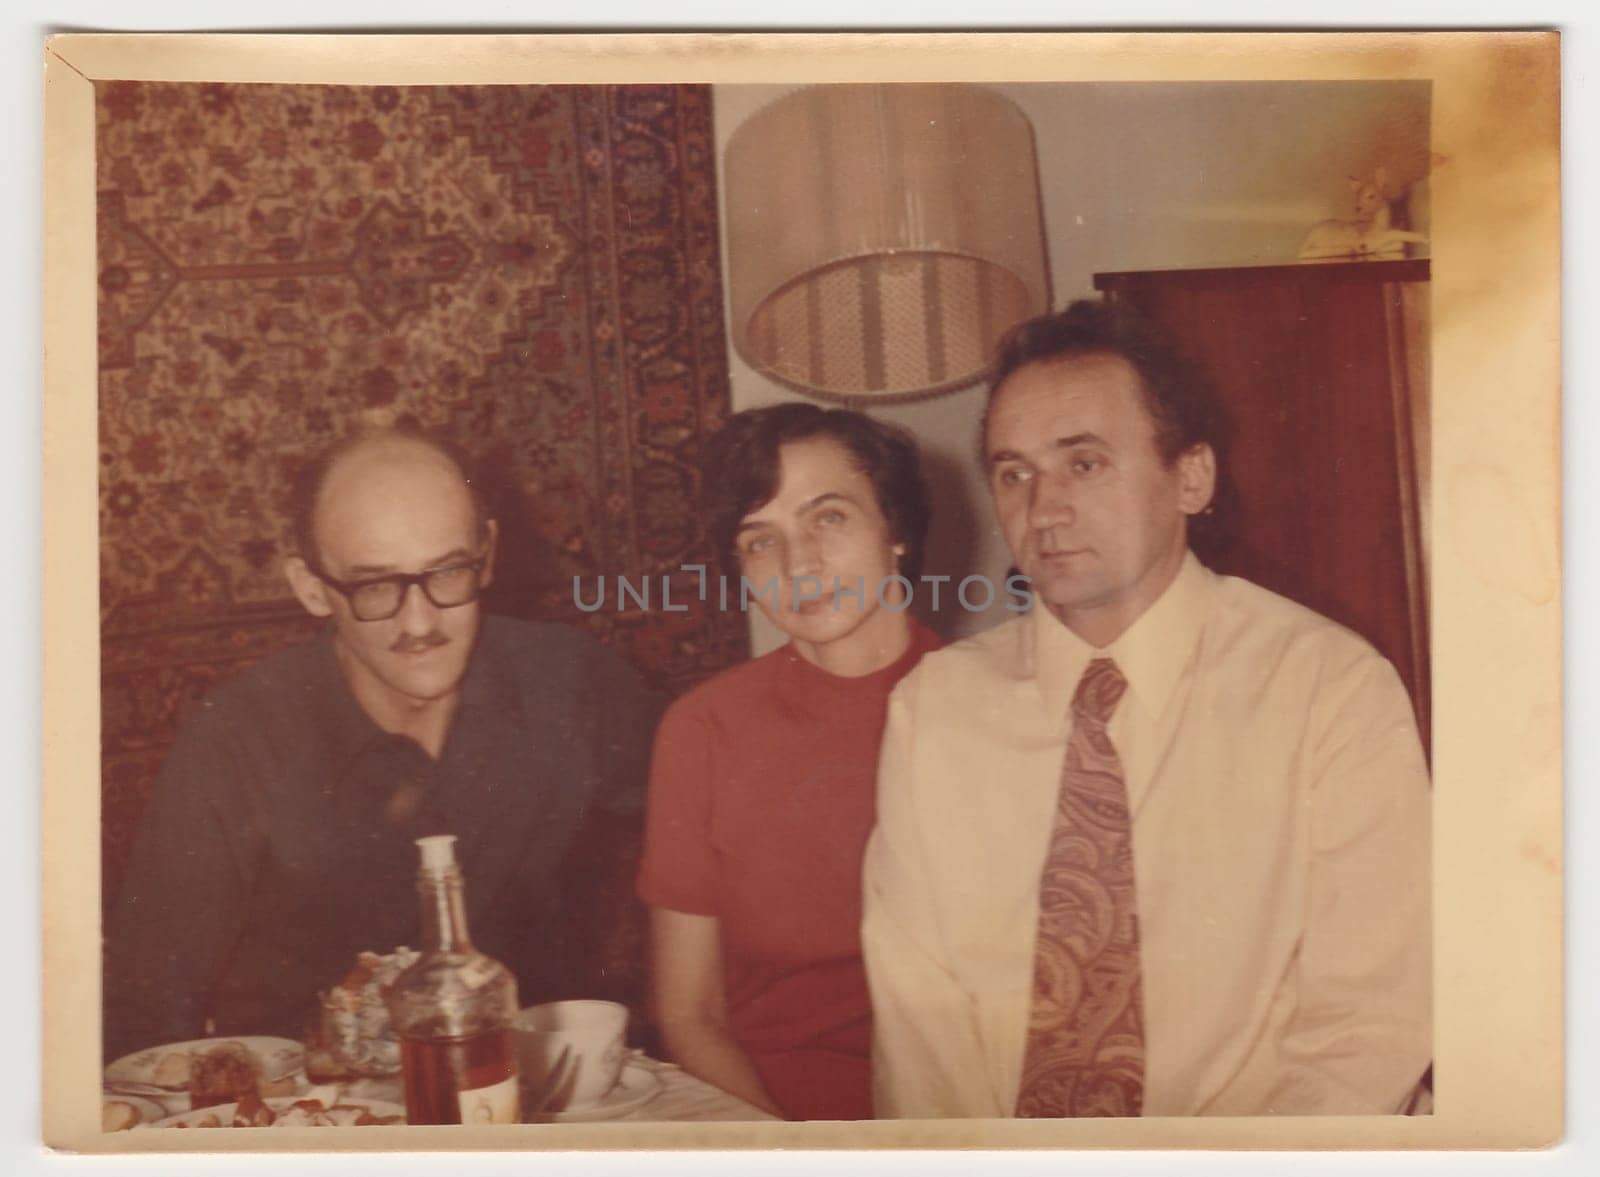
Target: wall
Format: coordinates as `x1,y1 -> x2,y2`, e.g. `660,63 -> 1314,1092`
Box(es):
712,80 -> 1430,654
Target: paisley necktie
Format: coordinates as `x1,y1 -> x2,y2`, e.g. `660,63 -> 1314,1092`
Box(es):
1015,656 -> 1145,1117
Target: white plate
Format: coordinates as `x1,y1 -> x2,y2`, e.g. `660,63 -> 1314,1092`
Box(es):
532,1061 -> 664,1123
101,1094 -> 168,1130
105,1036 -> 306,1090
152,1095 -> 407,1129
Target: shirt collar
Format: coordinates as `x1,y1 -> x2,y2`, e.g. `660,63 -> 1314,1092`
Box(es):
308,628 -> 387,769
1032,551 -> 1214,724
312,617 -> 498,768
455,615 -> 502,716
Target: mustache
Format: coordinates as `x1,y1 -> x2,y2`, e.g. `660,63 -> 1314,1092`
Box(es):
391,632 -> 449,655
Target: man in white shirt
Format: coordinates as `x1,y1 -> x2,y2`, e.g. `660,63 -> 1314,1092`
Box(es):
861,300 -> 1431,1118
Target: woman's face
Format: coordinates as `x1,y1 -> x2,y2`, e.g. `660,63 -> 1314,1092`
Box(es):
733,436 -> 907,660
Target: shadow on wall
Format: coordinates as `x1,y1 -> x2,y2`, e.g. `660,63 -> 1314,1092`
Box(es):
911,444 -> 989,642
475,441 -> 575,621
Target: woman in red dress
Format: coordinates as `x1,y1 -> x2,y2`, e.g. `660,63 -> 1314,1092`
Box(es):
636,405 -> 939,1120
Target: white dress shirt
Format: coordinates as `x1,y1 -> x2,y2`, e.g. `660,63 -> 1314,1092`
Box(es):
862,553 -> 1431,1117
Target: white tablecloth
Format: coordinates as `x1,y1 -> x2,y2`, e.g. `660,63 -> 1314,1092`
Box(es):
109,1049 -> 778,1128
330,1050 -> 777,1124
602,1051 -> 779,1123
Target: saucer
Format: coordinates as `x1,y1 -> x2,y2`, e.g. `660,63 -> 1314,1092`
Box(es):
531,1061 -> 663,1122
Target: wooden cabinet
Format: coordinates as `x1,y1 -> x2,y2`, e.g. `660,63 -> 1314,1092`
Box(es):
1094,261 -> 1430,750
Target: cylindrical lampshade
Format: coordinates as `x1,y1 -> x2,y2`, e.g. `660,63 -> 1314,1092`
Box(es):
725,84 -> 1050,402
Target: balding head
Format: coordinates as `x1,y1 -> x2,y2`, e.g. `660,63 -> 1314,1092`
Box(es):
289,427 -> 486,569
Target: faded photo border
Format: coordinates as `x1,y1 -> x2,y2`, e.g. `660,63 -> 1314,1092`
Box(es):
41,31 -> 1561,1154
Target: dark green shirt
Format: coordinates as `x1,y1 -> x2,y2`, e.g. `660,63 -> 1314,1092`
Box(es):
103,616 -> 664,1062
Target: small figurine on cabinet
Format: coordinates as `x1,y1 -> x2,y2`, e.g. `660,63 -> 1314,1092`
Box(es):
1297,166 -> 1429,263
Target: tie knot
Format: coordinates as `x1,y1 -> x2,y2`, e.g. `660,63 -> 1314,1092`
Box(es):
1072,657 -> 1127,724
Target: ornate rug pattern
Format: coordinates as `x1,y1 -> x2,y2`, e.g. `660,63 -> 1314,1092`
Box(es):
97,82 -> 747,902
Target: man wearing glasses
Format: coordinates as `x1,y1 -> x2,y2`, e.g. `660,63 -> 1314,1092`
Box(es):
104,427 -> 664,1060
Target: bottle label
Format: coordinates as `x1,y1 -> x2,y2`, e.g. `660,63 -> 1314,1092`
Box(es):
457,1072 -> 519,1124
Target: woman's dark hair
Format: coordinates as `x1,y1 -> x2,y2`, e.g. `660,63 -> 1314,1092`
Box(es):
985,298 -> 1234,558
704,403 -> 930,583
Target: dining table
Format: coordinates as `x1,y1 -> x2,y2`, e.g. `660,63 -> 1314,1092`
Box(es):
339,1049 -> 780,1125
102,1041 -> 780,1132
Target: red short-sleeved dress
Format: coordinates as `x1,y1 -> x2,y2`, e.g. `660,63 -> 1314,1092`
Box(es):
636,623 -> 940,1121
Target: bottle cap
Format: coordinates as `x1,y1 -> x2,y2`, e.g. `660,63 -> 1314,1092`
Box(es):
415,834 -> 459,873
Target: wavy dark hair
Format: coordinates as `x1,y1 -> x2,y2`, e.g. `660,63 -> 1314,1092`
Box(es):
286,424 -> 488,566
984,298 -> 1234,558
704,403 -> 930,584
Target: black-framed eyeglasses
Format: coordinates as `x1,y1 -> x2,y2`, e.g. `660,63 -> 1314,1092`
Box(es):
310,555 -> 490,622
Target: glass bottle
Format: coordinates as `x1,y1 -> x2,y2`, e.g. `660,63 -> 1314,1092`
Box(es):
386,835 -> 520,1124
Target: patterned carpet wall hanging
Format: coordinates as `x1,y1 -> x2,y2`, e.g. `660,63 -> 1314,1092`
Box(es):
96,82 -> 749,902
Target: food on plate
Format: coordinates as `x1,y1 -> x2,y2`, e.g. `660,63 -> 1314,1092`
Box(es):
271,1100 -> 340,1128
188,1041 -> 260,1109
319,1104 -> 379,1127
168,1096 -> 405,1129
106,1036 -> 304,1100
101,1100 -> 142,1132
231,1090 -> 276,1128
320,947 -> 420,1077
150,1050 -> 192,1090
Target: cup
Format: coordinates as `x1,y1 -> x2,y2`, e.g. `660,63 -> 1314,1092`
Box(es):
511,1000 -> 629,1113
